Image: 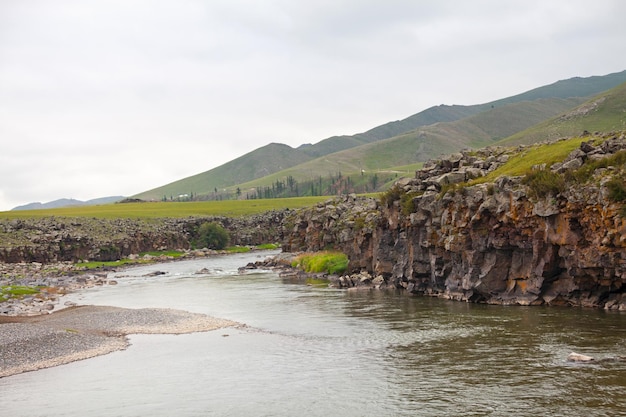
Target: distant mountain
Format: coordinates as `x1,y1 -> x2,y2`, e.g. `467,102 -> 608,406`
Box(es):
133,70 -> 626,201
232,97 -> 588,192
499,81 -> 626,145
134,143 -> 313,201
295,69 -> 626,158
12,196 -> 125,211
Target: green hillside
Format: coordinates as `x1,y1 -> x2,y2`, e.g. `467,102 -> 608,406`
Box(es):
231,97 -> 586,195
296,69 -> 626,158
134,70 -> 626,201
135,143 -> 313,201
500,81 -> 626,145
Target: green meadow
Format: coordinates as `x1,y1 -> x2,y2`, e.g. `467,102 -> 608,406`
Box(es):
0,196 -> 331,220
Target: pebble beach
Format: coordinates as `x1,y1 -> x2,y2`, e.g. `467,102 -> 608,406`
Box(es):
0,305 -> 240,378
0,260 -> 240,378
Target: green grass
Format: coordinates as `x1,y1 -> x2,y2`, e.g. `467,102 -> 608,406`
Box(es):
0,285 -> 41,300
224,243 -> 281,253
521,169 -> 566,199
140,250 -> 186,258
0,197 -> 330,219
225,246 -> 251,253
77,258 -> 144,269
292,251 -> 349,275
472,136 -> 589,184
76,245 -> 280,269
256,243 -> 281,250
500,82 -> 626,146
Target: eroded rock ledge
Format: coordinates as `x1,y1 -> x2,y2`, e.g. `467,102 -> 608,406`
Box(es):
0,211 -> 286,263
282,133 -> 626,309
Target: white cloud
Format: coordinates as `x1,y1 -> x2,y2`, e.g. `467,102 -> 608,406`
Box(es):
1,0 -> 625,210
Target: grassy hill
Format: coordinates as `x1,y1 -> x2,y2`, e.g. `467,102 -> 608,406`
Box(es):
296,69 -> 626,158
500,81 -> 626,145
135,143 -> 314,201
134,70 -> 626,201
231,97 -> 587,193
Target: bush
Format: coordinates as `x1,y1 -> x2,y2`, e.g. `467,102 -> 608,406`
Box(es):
521,169 -> 565,199
606,177 -> 626,202
380,185 -> 404,208
195,222 -> 229,250
380,185 -> 421,215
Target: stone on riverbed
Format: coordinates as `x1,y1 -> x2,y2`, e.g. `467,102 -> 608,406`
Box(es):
567,352 -> 594,363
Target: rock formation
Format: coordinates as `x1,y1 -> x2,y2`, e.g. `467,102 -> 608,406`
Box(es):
282,133 -> 626,309
0,211 -> 286,263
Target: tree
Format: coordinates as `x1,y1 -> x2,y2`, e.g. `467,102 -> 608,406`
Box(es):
371,173 -> 379,190
195,222 -> 229,250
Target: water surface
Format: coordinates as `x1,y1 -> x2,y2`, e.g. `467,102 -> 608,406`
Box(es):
1,251 -> 624,416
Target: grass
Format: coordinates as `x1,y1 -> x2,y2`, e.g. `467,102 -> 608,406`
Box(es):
75,245 -> 281,269
77,258 -> 147,270
471,136 -> 589,184
0,285 -> 41,300
500,82 -> 626,146
255,243 -> 281,250
0,196 -> 330,219
291,251 -> 349,275
521,169 -> 566,199
565,149 -> 626,183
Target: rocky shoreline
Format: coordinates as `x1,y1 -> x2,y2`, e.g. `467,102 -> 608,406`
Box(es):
0,305 -> 239,378
0,250 -> 251,379
0,248 -> 235,316
282,133 -> 626,309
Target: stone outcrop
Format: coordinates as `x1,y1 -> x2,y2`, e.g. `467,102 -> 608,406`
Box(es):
0,211 -> 286,263
282,133 -> 626,309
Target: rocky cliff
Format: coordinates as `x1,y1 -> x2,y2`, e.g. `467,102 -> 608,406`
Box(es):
0,212 -> 286,263
283,133 -> 626,309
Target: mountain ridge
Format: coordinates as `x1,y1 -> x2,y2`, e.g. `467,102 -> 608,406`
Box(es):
12,196 -> 124,211
133,69 -> 626,201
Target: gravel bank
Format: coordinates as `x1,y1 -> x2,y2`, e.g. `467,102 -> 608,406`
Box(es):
0,305 -> 239,378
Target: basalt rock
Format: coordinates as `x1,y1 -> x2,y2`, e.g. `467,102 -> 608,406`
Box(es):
0,211 -> 286,263
283,133 -> 626,309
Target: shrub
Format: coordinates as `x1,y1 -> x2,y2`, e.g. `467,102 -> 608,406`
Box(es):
195,222 -> 229,250
566,150 -> 626,183
521,169 -> 565,199
606,177 -> 626,202
380,185 -> 420,215
380,184 -> 404,208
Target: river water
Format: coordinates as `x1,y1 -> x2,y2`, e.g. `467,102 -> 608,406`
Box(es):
1,251 -> 625,416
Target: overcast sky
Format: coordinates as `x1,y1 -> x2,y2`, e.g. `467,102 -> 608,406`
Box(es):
1,0 -> 625,211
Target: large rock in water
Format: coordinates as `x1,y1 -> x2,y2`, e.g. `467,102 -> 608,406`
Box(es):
282,134 -> 626,309
567,352 -> 594,363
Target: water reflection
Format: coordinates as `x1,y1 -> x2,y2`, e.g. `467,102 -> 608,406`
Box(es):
0,253 -> 624,417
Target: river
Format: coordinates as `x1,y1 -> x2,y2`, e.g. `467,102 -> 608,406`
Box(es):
1,251 -> 625,416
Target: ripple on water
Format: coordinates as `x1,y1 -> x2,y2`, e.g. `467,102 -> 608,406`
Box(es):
2,253 -> 624,417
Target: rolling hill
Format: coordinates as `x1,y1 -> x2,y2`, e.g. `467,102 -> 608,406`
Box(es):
499,81 -> 626,145
134,70 -> 626,201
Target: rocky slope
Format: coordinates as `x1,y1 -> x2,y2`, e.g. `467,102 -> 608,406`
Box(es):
282,132 -> 626,309
0,212 -> 286,263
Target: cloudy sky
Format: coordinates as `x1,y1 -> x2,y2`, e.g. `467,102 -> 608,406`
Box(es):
1,0 -> 625,211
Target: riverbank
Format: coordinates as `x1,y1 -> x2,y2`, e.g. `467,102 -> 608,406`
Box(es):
0,247 -> 270,316
0,305 -> 239,378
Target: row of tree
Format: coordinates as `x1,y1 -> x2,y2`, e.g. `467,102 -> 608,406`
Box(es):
162,172 -> 398,202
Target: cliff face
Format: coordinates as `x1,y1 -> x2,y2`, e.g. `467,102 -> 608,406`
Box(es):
283,135 -> 626,309
0,212 -> 286,263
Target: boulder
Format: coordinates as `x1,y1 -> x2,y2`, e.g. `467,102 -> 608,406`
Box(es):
567,352 -> 594,363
